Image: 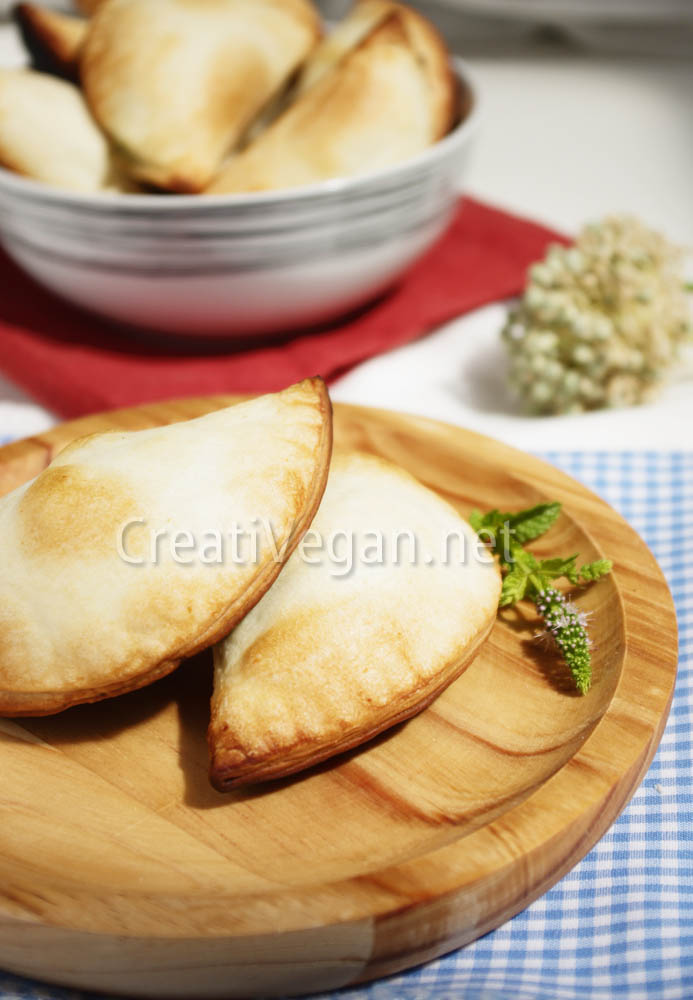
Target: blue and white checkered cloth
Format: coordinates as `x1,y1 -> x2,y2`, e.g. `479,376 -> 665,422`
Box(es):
1,451 -> 691,1000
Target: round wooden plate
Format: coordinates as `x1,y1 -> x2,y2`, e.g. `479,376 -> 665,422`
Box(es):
0,398 -> 677,999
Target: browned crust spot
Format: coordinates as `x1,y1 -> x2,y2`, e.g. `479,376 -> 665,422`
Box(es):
208,609 -> 497,791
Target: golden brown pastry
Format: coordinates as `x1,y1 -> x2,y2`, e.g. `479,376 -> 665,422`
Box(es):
13,4 -> 87,81
239,0 -> 394,146
295,0 -> 454,139
0,380 -> 332,717
81,0 -> 321,192
75,0 -> 106,13
207,8 -> 456,195
292,0 -> 393,97
0,68 -> 125,192
209,451 -> 501,789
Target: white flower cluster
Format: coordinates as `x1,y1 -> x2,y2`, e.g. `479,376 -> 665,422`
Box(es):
502,216 -> 692,414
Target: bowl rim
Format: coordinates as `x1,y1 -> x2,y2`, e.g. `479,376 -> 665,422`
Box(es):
0,56 -> 480,212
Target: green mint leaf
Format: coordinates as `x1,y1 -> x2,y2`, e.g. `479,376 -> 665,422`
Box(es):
469,510 -> 484,533
472,509 -> 505,533
537,554 -> 579,586
471,509 -> 519,565
508,502 -> 562,544
579,558 -> 613,582
499,563 -> 530,607
512,546 -> 539,572
471,503 -> 612,696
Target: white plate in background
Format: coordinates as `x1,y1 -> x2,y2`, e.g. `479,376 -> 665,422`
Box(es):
424,0 -> 693,21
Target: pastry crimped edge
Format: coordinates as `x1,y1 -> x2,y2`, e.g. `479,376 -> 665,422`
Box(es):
208,608 -> 497,791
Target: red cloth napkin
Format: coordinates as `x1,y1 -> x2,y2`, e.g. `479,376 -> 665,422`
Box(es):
0,197 -> 566,419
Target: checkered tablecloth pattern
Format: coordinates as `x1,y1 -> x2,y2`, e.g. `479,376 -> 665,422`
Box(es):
0,451 -> 691,1000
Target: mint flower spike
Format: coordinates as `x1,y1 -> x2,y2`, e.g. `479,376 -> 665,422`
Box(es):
471,502 -> 612,695
535,587 -> 593,695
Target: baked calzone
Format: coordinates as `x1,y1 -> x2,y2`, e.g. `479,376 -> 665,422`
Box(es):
209,450 -> 500,789
0,379 -> 332,716
207,7 -> 456,194
81,0 -> 321,192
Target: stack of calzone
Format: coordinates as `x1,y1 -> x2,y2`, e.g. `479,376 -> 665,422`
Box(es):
3,0 -> 459,194
0,380 -> 500,787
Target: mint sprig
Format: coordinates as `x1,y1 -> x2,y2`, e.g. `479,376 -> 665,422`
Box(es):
471,503 -> 612,694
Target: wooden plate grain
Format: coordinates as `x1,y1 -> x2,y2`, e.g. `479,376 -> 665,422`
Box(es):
0,398 -> 677,999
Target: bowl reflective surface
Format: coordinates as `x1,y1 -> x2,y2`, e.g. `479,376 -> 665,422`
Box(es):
0,59 -> 479,338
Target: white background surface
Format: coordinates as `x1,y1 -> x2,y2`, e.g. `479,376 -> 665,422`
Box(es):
0,18 -> 692,450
